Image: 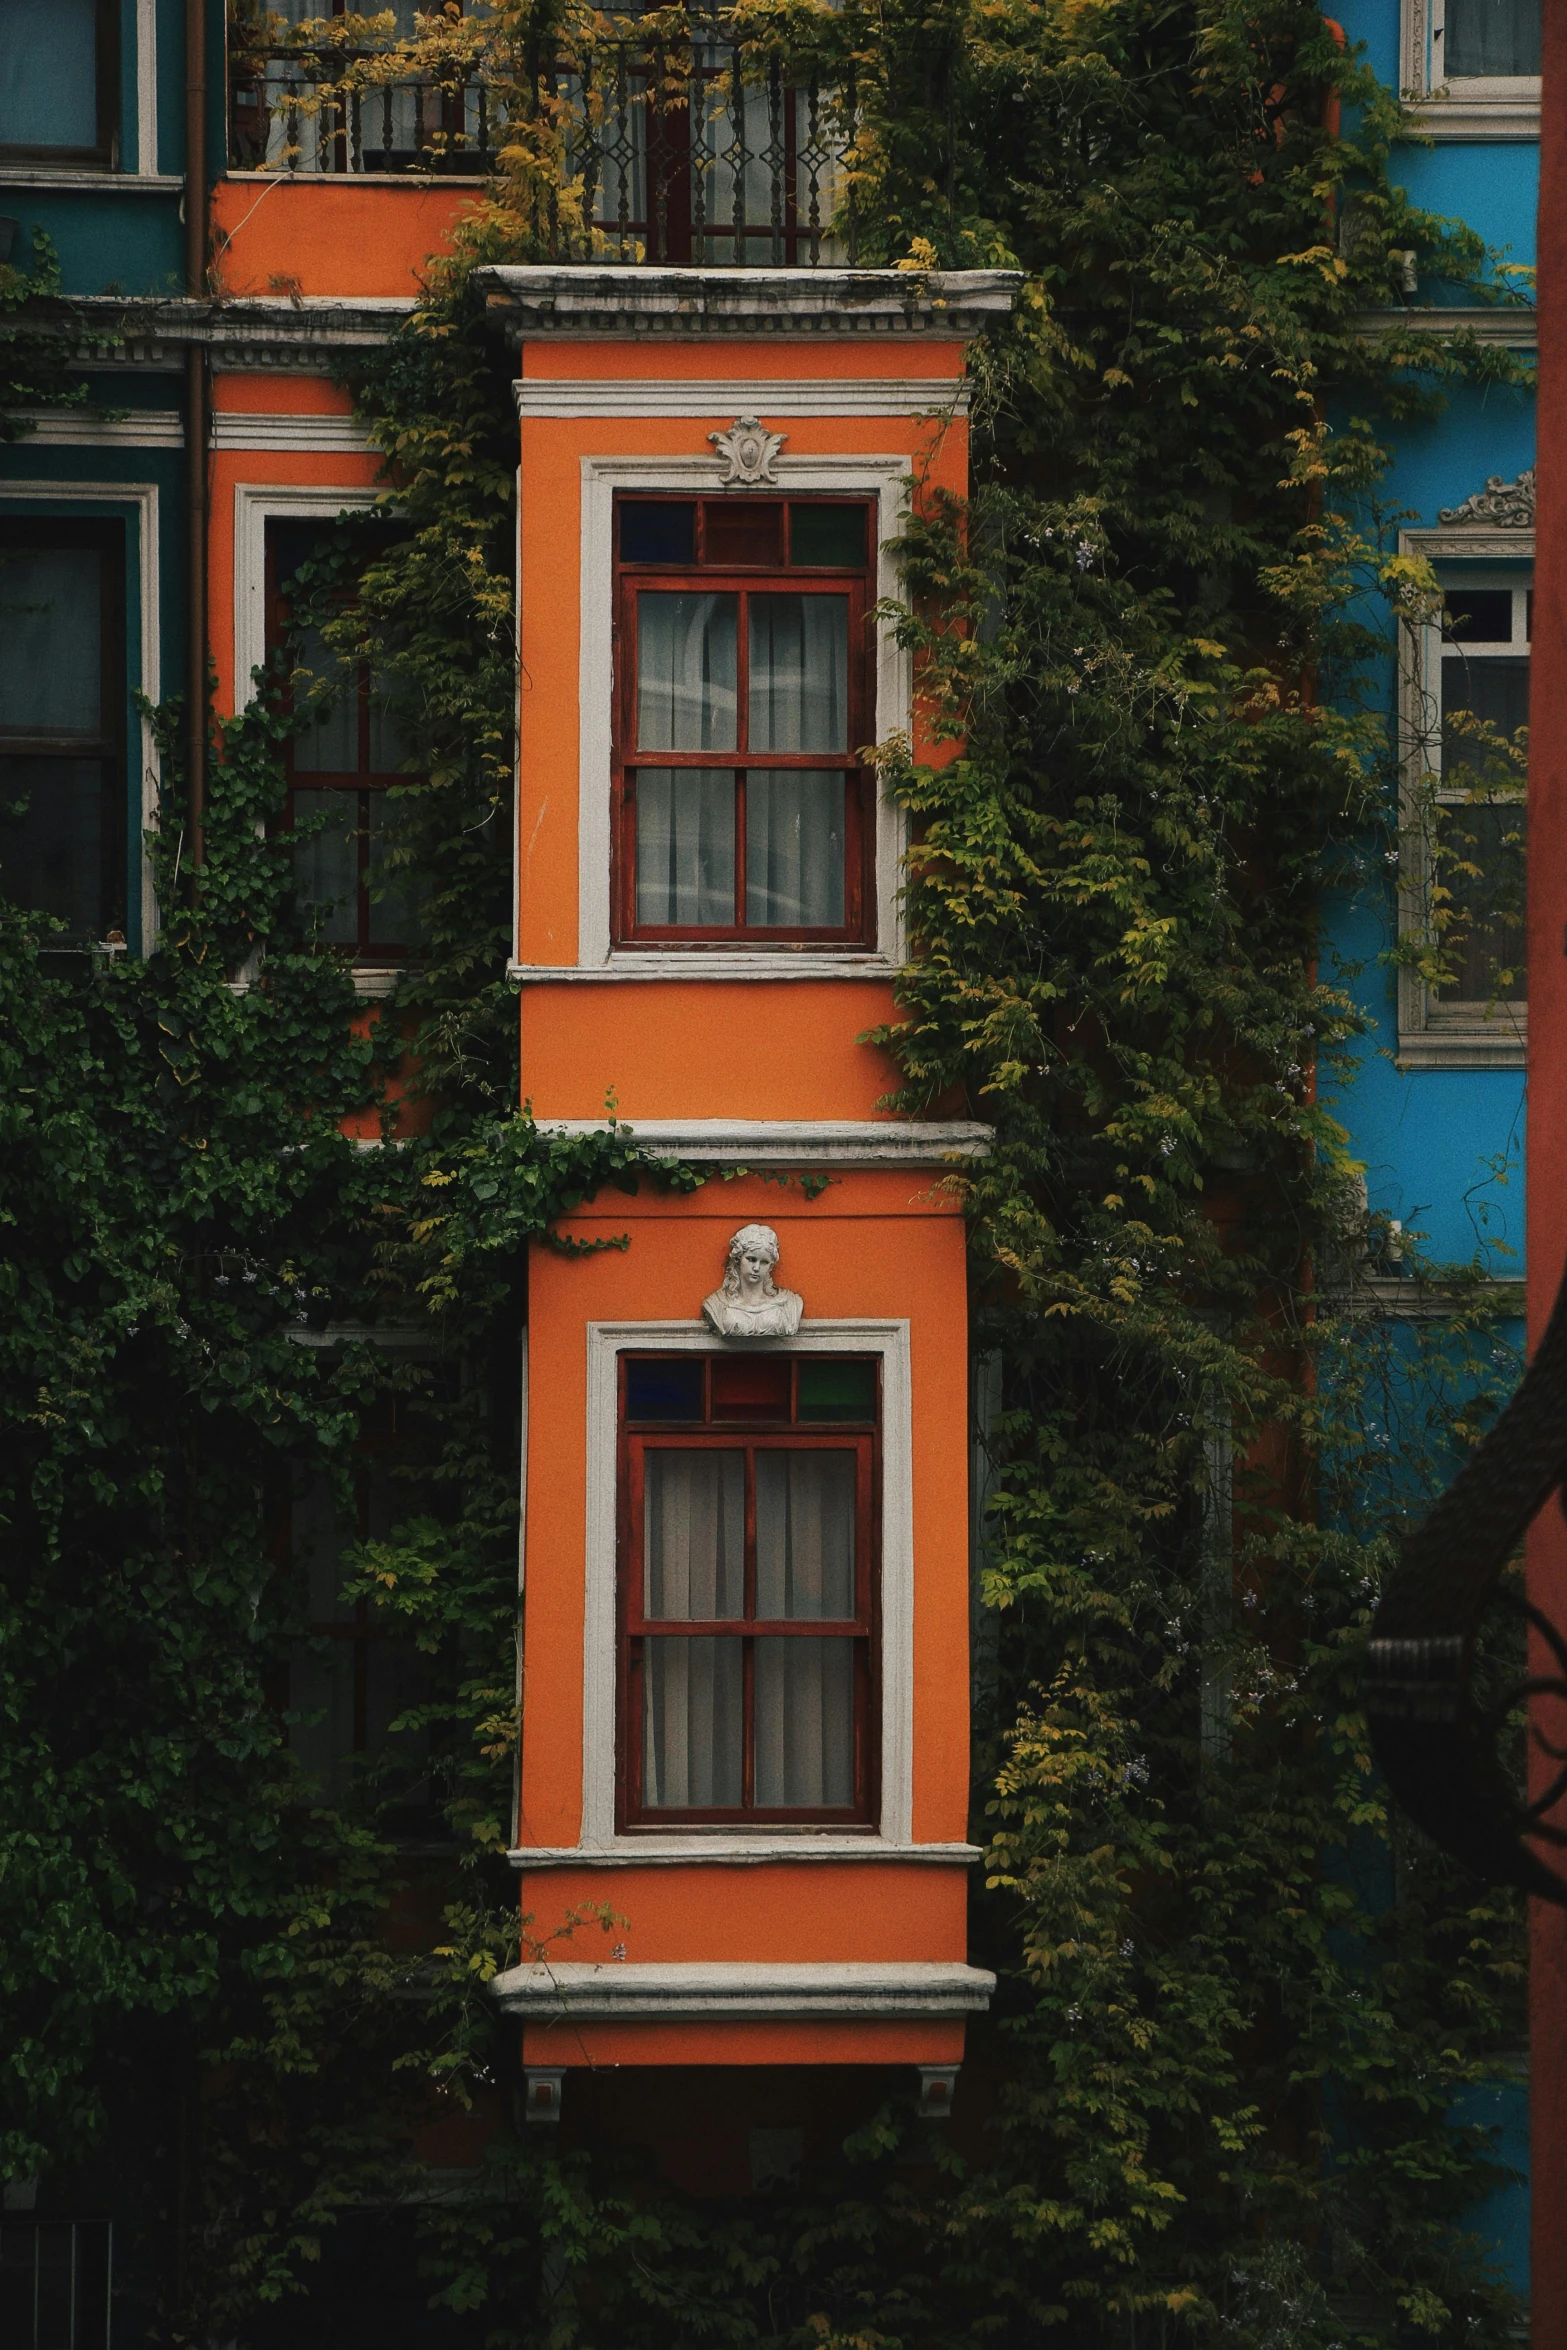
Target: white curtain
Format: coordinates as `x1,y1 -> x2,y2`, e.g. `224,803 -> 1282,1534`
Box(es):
645,1637 -> 743,1808
745,771 -> 844,927
637,592 -> 738,750
754,1451 -> 855,1616
635,769 -> 735,926
643,1452 -> 746,1807
1444,0 -> 1540,76
755,1639 -> 854,1806
748,595 -> 848,752
292,789 -> 360,944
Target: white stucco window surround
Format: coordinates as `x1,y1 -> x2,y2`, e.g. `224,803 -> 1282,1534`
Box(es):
1400,0 -> 1541,139
512,449 -> 915,981
508,1318 -> 981,1871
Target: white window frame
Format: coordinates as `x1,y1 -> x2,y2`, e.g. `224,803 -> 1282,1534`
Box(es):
1401,0 -> 1540,139
558,1318 -> 936,1863
566,452 -> 913,979
1397,539 -> 1530,1067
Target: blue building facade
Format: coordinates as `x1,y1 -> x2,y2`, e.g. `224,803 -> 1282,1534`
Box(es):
1331,0 -> 1537,2299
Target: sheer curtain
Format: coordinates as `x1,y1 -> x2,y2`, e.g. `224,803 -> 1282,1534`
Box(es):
644,1451 -> 744,1807
754,1452 -> 856,1806
636,769 -> 735,925
746,772 -> 845,926
748,596 -> 848,752
746,596 -> 850,927
637,593 -> 738,750
1444,0 -> 1540,76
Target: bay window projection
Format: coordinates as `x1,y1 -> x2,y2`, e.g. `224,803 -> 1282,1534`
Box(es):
614,496 -> 874,945
618,1353 -> 879,1825
0,519 -> 125,940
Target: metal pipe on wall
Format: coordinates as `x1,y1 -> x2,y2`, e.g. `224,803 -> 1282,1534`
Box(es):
185,0 -> 208,869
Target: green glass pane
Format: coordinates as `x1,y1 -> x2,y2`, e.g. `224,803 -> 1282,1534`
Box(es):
797,1359 -> 876,1422
790,504 -> 867,568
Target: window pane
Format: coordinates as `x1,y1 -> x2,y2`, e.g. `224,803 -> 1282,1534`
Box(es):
626,1357 -> 704,1421
635,768 -> 735,926
1444,589 -> 1514,644
755,1451 -> 856,1618
748,595 -> 848,752
791,504 -> 867,568
1444,0 -> 1540,75
293,788 -> 360,944
1436,799 -> 1526,1002
645,1449 -> 745,1618
0,0 -> 99,147
745,771 -> 845,927
368,673 -> 414,773
637,592 -> 738,750
797,1359 -> 877,1422
366,791 -> 426,946
291,623 -> 360,774
621,502 -> 696,565
294,1470 -> 357,1623
0,755 -> 103,934
644,1636 -> 743,1807
754,1637 -> 855,1806
1441,654 -> 1529,779
0,547 -> 102,734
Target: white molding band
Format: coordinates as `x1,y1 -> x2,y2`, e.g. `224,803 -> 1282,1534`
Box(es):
491,1959 -> 996,2019
213,413 -> 375,452
479,262 -> 1022,340
570,1320 -> 914,1856
516,378 -> 969,420
532,1117 -> 992,1167
10,411 -> 182,447
0,169 -> 184,191
0,480 -> 160,952
571,454 -> 912,970
232,482 -> 379,705
510,1839 -> 982,1868
136,0 -> 158,173
508,951 -> 900,982
1398,0 -> 1539,138
1353,307 -> 1536,349
1401,97 -> 1540,139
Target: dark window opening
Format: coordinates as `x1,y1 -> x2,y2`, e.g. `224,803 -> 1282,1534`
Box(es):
0,2219 -> 112,2350
1438,601 -> 1528,1005
0,519 -> 125,940
267,520 -> 426,958
613,496 -> 876,948
618,1352 -> 880,1827
1442,0 -> 1541,78
0,0 -> 118,162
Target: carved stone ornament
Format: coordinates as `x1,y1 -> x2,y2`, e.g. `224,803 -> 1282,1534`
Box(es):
708,415 -> 787,487
701,1223 -> 804,1340
1438,467 -> 1536,529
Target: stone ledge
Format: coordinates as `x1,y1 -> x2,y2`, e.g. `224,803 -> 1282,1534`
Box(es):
491,1959 -> 997,2019
476,263 -> 1023,340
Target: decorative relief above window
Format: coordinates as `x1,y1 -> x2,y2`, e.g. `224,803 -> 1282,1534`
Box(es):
1401,0 -> 1541,137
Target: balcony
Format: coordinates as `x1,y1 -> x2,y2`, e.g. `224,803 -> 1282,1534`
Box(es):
227,7 -> 859,266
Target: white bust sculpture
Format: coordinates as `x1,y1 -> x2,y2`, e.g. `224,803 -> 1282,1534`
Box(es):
702,1224 -> 804,1340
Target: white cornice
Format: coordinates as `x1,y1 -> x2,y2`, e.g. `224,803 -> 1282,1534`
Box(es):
0,168 -> 184,191
490,1959 -> 996,2018
1353,306 -> 1536,347
534,1117 -> 991,1167
477,263 -> 1023,340
212,412 -> 373,451
514,376 -> 969,419
10,409 -> 182,446
511,1838 -> 983,1867
1401,97 -> 1539,140
509,951 -> 898,982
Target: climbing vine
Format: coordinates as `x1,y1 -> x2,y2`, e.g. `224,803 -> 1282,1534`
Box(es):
0,0 -> 1541,2342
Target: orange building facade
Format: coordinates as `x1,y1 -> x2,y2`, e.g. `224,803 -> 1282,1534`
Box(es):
476,265 -> 1018,2112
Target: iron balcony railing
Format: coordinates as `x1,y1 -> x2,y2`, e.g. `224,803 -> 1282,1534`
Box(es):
227,16 -> 857,265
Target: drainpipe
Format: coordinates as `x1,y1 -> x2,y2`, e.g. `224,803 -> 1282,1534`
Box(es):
185,0 -> 209,870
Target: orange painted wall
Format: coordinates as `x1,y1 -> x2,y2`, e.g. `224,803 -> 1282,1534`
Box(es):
207,439 -> 384,715
517,336 -> 973,383
212,177 -> 481,298
521,2017 -> 966,2067
524,1860 -> 967,1963
519,1177 -> 972,1875
520,980 -> 903,1121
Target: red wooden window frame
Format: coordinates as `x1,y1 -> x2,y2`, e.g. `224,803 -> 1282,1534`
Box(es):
611,494 -> 877,948
265,522 -> 422,960
616,1353 -> 881,1828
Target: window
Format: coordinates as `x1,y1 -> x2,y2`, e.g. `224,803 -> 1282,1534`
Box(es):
0,0 -> 117,163
1399,570 -> 1528,1059
1439,0 -> 1540,79
618,1352 -> 879,1826
268,521 -> 424,958
0,2220 -> 112,2350
0,520 -> 124,940
288,1398 -> 434,1811
613,496 -> 874,947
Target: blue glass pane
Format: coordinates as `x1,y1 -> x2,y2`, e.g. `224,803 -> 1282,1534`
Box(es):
620,502 -> 696,564
626,1357 -> 703,1421
0,0 -> 99,148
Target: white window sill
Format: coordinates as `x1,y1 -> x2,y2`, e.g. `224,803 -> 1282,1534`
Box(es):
508,952 -> 898,983
1402,86 -> 1540,140
0,166 -> 185,189
509,1838 -> 982,1868
1397,1016 -> 1526,1070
